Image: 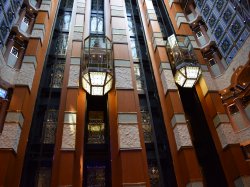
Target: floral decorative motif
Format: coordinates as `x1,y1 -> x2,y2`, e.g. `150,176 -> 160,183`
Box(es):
119,125 -> 141,149
223,8 -> 233,24
0,22 -> 8,39
202,5 -> 210,18
13,0 -> 20,10
7,9 -> 14,24
214,25 -> 223,40
221,38 -> 230,53
230,19 -> 242,38
216,0 -> 224,11
196,0 -> 204,8
208,14 -> 216,28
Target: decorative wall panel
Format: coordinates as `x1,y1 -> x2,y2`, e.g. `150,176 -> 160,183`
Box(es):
118,124 -> 141,150
0,123 -> 21,152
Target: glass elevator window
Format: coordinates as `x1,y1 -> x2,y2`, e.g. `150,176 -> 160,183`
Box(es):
83,0 -> 111,186
84,95 -> 111,187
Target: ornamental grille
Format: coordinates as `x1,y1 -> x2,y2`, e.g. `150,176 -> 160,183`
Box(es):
148,164 -> 160,187
37,167 -> 51,187
141,111 -> 152,143
87,120 -> 105,144
87,166 -> 105,187
50,63 -> 65,88
43,110 -> 58,144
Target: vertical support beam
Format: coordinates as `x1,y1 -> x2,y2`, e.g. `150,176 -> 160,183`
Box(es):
0,0 -> 60,186
139,1 -> 204,186
109,0 -> 150,186
51,0 -> 86,186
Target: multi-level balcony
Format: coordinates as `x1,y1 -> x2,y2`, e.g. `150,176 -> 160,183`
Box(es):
82,35 -> 113,96
192,21 -> 215,52
3,34 -> 27,70
25,0 -> 42,10
185,3 -> 201,25
13,7 -> 36,39
204,47 -> 227,77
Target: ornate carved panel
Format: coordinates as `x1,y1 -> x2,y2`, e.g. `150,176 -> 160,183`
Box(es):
118,124 -> 141,150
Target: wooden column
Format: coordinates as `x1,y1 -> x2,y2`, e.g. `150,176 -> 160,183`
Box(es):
50,0 -> 86,186
138,1 -> 204,186
109,0 -> 150,186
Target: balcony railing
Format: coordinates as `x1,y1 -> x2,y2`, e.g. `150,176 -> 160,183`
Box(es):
42,110 -> 58,144
86,166 -> 105,187
29,0 -> 41,9
186,7 -> 201,24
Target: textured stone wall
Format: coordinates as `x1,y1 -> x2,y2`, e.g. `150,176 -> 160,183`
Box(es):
61,125 -> 76,149
68,63 -> 80,87
118,125 -> 141,149
186,181 -> 204,187
118,113 -> 141,150
115,67 -> 133,89
237,127 -> 250,144
160,63 -> 178,94
31,24 -> 46,43
15,62 -> 36,90
216,123 -> 239,148
213,114 -> 239,148
61,113 -> 77,150
0,111 -> 24,152
234,176 -> 250,187
173,124 -> 193,150
0,123 -> 21,152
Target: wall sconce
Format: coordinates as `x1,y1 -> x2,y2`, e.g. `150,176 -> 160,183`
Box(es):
167,34 -> 201,88
82,36 -> 113,96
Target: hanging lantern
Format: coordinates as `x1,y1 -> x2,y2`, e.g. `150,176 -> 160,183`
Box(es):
82,36 -> 113,96
167,34 -> 201,88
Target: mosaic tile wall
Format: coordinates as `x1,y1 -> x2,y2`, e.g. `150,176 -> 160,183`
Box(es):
194,0 -> 250,65
0,0 -> 23,49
